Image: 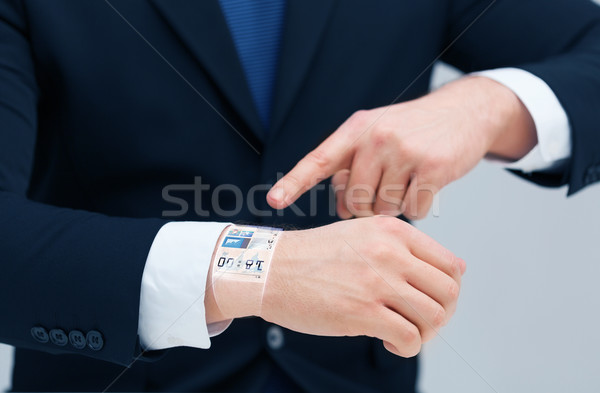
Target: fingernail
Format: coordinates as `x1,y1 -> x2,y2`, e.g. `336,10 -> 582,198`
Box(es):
458,258 -> 466,275
270,187 -> 286,203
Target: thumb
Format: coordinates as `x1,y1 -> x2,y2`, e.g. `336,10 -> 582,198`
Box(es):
267,133 -> 354,209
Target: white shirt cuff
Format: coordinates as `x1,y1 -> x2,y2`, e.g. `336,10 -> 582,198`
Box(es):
138,221 -> 231,350
474,67 -> 572,173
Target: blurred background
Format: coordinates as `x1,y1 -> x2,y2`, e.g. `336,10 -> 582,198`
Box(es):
1,8 -> 600,393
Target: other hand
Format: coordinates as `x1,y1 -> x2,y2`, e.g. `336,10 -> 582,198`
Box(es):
267,76 -> 536,219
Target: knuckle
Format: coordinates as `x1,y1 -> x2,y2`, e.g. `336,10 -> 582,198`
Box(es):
394,138 -> 412,158
366,243 -> 392,264
305,149 -> 331,171
349,109 -> 370,126
400,255 -> 418,278
371,214 -> 401,233
372,126 -> 394,147
395,136 -> 423,160
449,256 -> 461,277
283,172 -> 304,191
447,280 -> 460,302
397,327 -> 422,357
432,305 -> 446,329
331,169 -> 349,190
399,324 -> 420,345
421,154 -> 444,172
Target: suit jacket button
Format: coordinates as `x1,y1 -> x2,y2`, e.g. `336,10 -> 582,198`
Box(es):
49,329 -> 68,346
266,326 -> 284,350
86,330 -> 104,351
68,330 -> 86,349
31,326 -> 49,343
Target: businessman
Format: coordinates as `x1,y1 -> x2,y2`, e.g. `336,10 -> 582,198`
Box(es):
1,0 -> 599,392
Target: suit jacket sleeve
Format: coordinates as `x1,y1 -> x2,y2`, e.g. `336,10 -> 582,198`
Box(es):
442,0 -> 600,195
0,0 -> 168,366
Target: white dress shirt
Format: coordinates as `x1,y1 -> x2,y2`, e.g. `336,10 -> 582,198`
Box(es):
138,221 -> 231,350
137,68 -> 572,351
475,68 -> 571,172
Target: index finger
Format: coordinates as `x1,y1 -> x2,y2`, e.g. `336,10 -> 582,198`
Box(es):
267,130 -> 354,209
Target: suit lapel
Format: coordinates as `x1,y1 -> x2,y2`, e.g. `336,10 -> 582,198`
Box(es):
149,0 -> 264,138
270,0 -> 336,136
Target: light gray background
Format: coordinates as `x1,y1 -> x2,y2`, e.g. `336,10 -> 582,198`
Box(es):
1,9 -> 600,392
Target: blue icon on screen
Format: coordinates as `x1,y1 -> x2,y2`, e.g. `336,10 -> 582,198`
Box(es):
222,237 -> 251,249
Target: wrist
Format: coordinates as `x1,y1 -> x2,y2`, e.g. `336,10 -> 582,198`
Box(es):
434,76 -> 537,161
257,230 -> 293,320
207,225 -> 285,322
464,76 -> 537,160
205,226 -> 231,324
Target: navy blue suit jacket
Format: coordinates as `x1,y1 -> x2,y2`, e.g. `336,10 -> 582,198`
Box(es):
1,1 -> 599,391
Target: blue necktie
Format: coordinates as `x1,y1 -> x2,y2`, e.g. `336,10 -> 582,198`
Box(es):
219,0 -> 285,132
